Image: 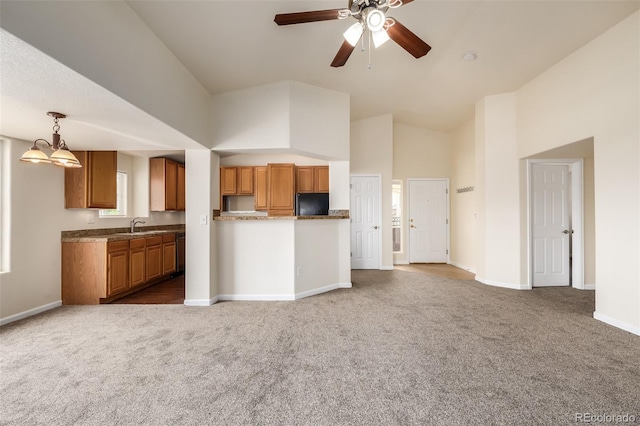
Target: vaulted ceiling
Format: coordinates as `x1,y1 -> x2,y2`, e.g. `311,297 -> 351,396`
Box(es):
1,1 -> 638,155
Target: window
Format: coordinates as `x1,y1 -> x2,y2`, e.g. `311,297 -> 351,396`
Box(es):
392,180 -> 402,253
99,171 -> 127,217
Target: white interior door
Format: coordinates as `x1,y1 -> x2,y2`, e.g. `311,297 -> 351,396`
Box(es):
408,179 -> 448,263
532,164 -> 571,287
350,176 -> 380,269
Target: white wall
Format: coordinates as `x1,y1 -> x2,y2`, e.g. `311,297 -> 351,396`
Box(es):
516,11 -> 640,332
351,114 -> 394,269
184,149 -> 219,305
289,81 -> 350,160
0,138 -> 184,323
217,221 -> 295,298
212,82 -> 291,152
0,1 -> 211,146
475,93 -> 522,288
392,123 -> 451,264
294,220 -> 343,295
212,81 -> 350,160
449,119 -> 476,272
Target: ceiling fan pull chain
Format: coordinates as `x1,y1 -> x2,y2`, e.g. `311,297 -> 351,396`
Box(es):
368,31 -> 373,69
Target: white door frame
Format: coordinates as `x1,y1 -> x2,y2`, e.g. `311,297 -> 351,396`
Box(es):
350,174 -> 382,270
526,159 -> 585,289
407,178 -> 450,264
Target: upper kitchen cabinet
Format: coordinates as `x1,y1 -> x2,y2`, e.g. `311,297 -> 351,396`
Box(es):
296,166 -> 329,193
314,166 -> 329,193
220,166 -> 254,195
177,164 -> 186,211
267,163 -> 295,216
150,158 -> 185,212
65,151 -> 117,209
254,166 -> 268,211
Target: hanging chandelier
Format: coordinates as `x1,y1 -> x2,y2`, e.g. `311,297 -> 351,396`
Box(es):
19,112 -> 82,168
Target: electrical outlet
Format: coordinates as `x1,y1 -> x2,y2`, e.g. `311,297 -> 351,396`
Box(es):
200,215 -> 208,225
87,214 -> 95,224
297,267 -> 303,276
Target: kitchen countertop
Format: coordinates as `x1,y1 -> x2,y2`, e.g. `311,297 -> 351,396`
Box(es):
61,225 -> 185,243
213,210 -> 349,221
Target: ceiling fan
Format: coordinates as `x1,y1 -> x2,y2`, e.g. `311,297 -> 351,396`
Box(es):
274,0 -> 431,67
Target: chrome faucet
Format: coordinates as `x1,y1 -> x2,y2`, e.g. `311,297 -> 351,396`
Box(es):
130,217 -> 146,233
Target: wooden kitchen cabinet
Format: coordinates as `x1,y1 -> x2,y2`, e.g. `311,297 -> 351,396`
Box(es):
267,163 -> 295,216
150,158 -> 185,211
65,151 -> 117,209
220,167 -> 237,195
146,236 -> 163,282
62,232 -> 178,305
220,166 -> 254,195
177,164 -> 186,211
296,166 -> 329,193
129,238 -> 146,288
237,167 -> 254,194
296,166 -> 314,193
254,166 -> 268,211
162,233 -> 177,276
314,166 -> 329,193
107,241 -> 129,297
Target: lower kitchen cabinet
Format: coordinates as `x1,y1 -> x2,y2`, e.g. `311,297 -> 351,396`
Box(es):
129,238 -> 146,288
162,234 -> 177,276
62,232 -> 179,305
146,236 -> 163,282
107,241 -> 129,297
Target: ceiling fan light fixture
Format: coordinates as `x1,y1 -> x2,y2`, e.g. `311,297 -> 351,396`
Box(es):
366,9 -> 385,32
343,22 -> 364,46
372,28 -> 390,48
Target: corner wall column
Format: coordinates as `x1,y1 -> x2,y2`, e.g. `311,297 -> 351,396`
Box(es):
184,149 -> 219,305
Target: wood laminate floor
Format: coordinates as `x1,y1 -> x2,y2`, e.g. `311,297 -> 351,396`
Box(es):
393,263 -> 475,280
111,274 -> 185,304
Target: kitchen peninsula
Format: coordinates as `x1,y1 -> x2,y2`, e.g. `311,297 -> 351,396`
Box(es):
213,210 -> 351,301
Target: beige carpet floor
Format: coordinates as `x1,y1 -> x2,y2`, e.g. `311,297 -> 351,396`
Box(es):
1,269 -> 639,425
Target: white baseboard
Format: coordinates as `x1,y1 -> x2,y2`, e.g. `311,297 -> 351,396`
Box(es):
583,283 -> 596,290
475,276 -> 528,290
183,297 -> 218,306
593,311 -> 640,336
296,283 -> 339,300
217,294 -> 296,301
215,282 -> 351,302
0,300 -> 62,326
393,260 -> 410,265
448,261 -> 476,274
380,266 -> 394,271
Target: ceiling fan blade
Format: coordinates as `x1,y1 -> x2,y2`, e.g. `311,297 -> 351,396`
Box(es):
386,19 -> 431,58
274,9 -> 344,26
331,40 -> 358,67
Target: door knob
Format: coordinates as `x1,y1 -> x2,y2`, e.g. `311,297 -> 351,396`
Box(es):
372,225 -> 379,229
562,229 -> 570,234
410,225 -> 416,228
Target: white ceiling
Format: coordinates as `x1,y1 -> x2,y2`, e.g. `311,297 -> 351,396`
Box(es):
1,1 -> 639,156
